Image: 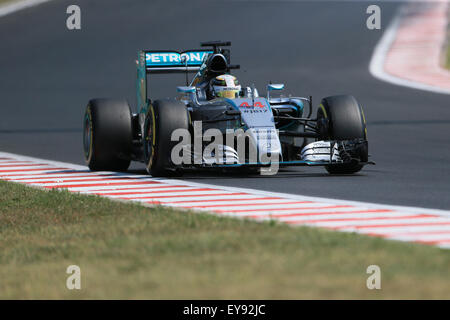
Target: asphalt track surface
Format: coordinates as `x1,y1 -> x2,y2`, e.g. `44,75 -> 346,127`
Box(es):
0,0 -> 449,209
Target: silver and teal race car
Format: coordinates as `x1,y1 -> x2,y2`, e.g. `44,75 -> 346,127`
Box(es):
83,41 -> 373,176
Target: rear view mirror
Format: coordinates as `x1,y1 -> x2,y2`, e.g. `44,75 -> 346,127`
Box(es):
267,83 -> 285,91
267,83 -> 285,99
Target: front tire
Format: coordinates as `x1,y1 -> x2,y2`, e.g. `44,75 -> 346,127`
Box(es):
83,99 -> 132,171
317,95 -> 368,174
144,99 -> 189,177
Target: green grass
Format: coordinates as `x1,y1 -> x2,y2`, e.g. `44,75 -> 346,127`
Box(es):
0,0 -> 16,5
0,180 -> 449,299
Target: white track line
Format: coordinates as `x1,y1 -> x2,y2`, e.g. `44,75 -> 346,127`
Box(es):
389,234 -> 450,242
369,1 -> 450,95
302,217 -> 450,228
271,212 -> 426,222
220,208 -> 386,217
1,151 -> 450,249
348,224 -> 450,235
0,0 -> 53,18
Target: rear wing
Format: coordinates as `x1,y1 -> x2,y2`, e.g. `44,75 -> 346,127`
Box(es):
136,49 -> 213,113
136,42 -> 236,113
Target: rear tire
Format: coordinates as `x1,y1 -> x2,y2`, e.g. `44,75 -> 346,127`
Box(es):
317,95 -> 367,174
83,99 -> 132,171
144,99 -> 189,177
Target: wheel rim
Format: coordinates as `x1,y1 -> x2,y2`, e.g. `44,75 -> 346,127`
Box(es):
83,110 -> 93,160
316,105 -> 329,140
144,109 -> 155,169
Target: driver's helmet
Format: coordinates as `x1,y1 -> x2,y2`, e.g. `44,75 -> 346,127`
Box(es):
210,74 -> 241,99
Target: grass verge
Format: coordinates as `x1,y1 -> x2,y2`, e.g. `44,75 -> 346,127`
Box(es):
0,0 -> 18,5
0,180 -> 449,299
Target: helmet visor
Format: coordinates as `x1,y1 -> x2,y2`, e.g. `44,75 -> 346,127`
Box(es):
216,90 -> 239,98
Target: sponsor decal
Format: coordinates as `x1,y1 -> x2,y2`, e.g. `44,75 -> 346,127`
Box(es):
145,51 -> 212,67
170,122 -> 280,174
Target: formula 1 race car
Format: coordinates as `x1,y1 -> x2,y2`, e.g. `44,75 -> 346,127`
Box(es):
83,41 -> 374,176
